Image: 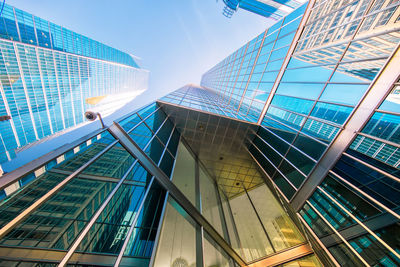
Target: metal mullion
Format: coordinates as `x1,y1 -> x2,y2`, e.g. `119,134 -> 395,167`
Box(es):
374,108 -> 400,116
35,46 -> 54,134
138,114 -> 171,150
76,57 -> 86,123
194,154 -> 204,267
257,0 -> 316,124
329,170 -> 400,220
291,44 -> 400,210
243,185 -> 276,253
0,139 -> 118,240
307,115 -> 344,129
12,7 -> 22,42
32,15 -> 39,47
306,200 -> 370,266
58,158 -> 140,266
248,137 -> 298,191
148,191 -> 170,267
295,24 -> 400,59
339,155 -> 399,200
220,50 -> 239,103
125,106 -> 162,134
258,125 -> 317,162
342,152 -> 400,183
13,42 -> 39,140
253,132 -> 309,179
142,191 -> 163,257
49,168 -> 146,186
0,36 -> 142,70
305,0 -> 360,27
296,214 -> 341,266
0,80 -> 21,147
163,125 -> 177,158
223,189 -> 246,260
114,124 -> 174,266
157,100 -> 258,126
317,186 -> 400,260
108,123 -> 247,266
0,128 -> 106,191
237,30 -> 267,113
226,43 -> 250,107
148,135 -> 182,266
385,147 -> 398,165
138,112 -> 171,145
51,50 -> 66,129
371,143 -> 385,158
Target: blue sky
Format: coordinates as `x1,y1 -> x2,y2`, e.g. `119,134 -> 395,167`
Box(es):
11,0 -> 272,97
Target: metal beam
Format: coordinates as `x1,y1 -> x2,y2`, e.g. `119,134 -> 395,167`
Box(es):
0,246 -> 149,266
0,128 -> 104,191
49,168 -> 146,186
290,43 -> 400,211
108,122 -> 248,267
247,243 -> 313,267
320,207 -> 400,248
257,0 -> 316,125
0,140 -> 118,240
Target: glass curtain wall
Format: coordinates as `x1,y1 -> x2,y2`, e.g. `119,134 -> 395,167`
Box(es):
153,139 -> 308,264
251,0 -> 400,201
0,102 -> 178,266
200,3 -> 308,122
0,3 -> 148,165
300,77 -> 400,266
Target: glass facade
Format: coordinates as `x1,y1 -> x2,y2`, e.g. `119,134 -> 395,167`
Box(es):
201,3 -> 308,123
0,103 -> 178,266
1,0 -> 399,266
0,3 -> 149,168
164,0 -> 400,265
221,0 -> 307,19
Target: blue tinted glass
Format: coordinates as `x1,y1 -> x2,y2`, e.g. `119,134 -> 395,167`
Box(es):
282,65 -> 333,82
276,83 -> 325,99
379,86 -> 400,113
311,102 -> 352,125
320,84 -> 368,106
271,95 -> 314,115
362,112 -> 400,143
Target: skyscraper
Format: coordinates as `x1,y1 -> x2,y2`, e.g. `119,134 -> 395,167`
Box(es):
0,0 -> 399,266
221,0 -> 307,19
0,3 -> 149,171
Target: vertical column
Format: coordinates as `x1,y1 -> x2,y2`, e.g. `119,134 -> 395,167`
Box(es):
194,156 -> 204,266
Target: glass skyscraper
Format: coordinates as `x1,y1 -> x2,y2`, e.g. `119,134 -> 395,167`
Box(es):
0,3 -> 149,170
0,0 -> 399,266
221,0 -> 307,19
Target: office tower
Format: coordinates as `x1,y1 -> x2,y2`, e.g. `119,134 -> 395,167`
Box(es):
0,0 -> 399,266
221,0 -> 307,19
0,3 -> 149,171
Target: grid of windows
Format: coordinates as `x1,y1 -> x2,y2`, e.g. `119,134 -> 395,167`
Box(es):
250,0 -> 400,200
0,103 -> 179,265
165,0 -> 400,265
0,4 -> 149,166
0,4 -> 139,68
299,76 -> 400,266
200,3 -> 308,122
